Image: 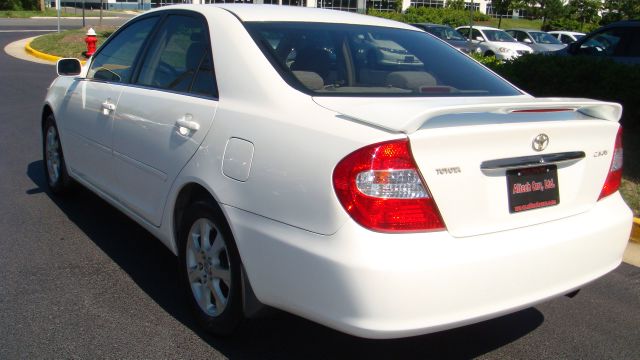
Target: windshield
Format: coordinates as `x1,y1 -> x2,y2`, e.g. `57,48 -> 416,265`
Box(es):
426,26 -> 467,41
246,22 -> 520,97
483,30 -> 517,42
529,31 -> 562,44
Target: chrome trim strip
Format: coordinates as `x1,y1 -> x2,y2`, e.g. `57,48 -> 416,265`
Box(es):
480,151 -> 586,171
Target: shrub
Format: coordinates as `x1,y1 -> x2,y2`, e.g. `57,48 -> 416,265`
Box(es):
469,52 -> 504,68
487,54 -> 640,130
0,0 -> 23,10
368,7 -> 489,28
545,18 -> 599,33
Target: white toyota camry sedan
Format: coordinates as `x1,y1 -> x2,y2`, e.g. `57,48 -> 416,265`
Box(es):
43,5 -> 633,339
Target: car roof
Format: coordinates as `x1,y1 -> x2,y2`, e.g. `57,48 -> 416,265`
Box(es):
457,25 -> 503,31
506,28 -> 544,32
146,4 -> 419,31
411,23 -> 450,28
548,30 -> 585,35
603,19 -> 640,28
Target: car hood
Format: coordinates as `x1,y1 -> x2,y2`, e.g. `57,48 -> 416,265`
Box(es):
445,39 -> 472,50
312,96 -> 622,133
532,43 -> 567,52
488,41 -> 533,51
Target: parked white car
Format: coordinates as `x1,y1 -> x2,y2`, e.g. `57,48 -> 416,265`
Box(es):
548,30 -> 586,44
44,5 -> 632,339
457,25 -> 534,60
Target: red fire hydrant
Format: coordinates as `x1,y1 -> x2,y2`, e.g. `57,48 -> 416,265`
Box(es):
85,28 -> 97,58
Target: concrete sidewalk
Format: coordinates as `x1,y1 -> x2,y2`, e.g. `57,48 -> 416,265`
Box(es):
4,36 -> 53,65
623,241 -> 640,267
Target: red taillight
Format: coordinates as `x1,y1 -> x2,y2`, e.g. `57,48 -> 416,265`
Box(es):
333,139 -> 445,232
598,127 -> 623,200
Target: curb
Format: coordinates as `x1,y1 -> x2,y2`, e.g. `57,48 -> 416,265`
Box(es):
30,16 -> 120,19
25,39 -> 86,64
631,217 -> 640,244
25,40 -> 60,63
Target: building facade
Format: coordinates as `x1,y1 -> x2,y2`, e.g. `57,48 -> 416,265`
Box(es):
67,0 -> 500,13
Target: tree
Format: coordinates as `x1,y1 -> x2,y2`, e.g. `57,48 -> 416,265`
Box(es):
446,0 -> 465,11
601,0 -> 640,24
567,0 -> 601,31
491,0 -> 513,28
521,0 -> 567,30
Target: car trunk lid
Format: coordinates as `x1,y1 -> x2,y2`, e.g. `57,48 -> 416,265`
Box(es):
316,96 -> 622,237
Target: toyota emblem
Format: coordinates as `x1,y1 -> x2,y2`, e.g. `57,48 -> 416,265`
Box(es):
532,134 -> 549,152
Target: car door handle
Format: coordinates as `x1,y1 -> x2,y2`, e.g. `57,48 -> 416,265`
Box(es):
176,115 -> 200,136
101,99 -> 116,115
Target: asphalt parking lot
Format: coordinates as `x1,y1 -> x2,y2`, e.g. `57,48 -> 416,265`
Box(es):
1,24 -> 639,359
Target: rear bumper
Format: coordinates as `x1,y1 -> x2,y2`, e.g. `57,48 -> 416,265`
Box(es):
226,193 -> 632,339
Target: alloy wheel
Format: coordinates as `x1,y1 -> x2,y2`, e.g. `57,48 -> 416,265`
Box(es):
186,218 -> 231,317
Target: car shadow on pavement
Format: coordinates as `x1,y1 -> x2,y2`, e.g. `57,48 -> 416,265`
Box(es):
27,160 -> 544,359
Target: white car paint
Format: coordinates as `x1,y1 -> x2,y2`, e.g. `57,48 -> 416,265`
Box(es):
456,25 -> 534,60
548,30 -> 586,44
43,5 -> 633,339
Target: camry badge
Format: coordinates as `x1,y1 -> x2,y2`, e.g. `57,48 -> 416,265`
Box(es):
532,134 -> 549,152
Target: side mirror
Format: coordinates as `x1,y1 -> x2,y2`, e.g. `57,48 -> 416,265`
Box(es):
475,36 -> 484,42
523,38 -> 532,44
57,58 -> 82,76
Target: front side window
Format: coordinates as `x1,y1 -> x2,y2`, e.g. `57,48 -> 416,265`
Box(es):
579,29 -> 625,57
579,28 -> 640,57
136,14 -> 217,97
88,16 -> 159,83
247,22 -> 520,97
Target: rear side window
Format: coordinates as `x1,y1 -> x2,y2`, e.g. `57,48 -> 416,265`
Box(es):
136,14 -> 218,97
560,34 -> 573,44
246,22 -> 520,97
88,16 -> 158,83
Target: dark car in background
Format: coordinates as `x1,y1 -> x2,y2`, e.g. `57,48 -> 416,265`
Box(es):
506,28 -> 567,53
557,20 -> 640,64
411,23 -> 472,54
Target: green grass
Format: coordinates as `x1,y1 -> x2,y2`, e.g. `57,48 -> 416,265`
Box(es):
0,10 -> 80,18
477,18 -> 544,30
30,26 -> 115,59
621,130 -> 640,217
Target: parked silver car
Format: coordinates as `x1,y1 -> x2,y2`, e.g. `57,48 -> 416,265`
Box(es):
506,28 -> 567,53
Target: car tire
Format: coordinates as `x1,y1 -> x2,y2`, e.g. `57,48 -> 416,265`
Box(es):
178,201 -> 243,335
485,50 -> 495,57
43,114 -> 73,194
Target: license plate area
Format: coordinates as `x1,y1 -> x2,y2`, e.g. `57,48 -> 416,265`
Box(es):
507,165 -> 559,213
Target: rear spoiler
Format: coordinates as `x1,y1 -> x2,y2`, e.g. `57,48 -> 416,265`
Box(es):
405,98 -> 622,133
316,97 -> 622,134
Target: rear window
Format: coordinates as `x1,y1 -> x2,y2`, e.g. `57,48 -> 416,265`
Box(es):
246,22 -> 521,97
